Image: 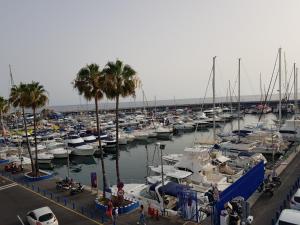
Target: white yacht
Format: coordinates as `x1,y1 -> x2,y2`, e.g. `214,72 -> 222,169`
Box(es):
66,135 -> 96,156
111,181 -> 208,221
80,133 -> 98,145
48,147 -> 70,159
280,119 -> 300,142
155,127 -> 173,140
33,152 -> 54,164
46,141 -> 65,150
162,153 -> 183,165
149,146 -> 231,192
132,130 -> 149,141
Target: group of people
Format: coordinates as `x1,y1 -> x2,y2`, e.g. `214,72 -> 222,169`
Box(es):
106,201 -> 146,225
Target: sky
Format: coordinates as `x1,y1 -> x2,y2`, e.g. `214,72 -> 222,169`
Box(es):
1,0 -> 300,106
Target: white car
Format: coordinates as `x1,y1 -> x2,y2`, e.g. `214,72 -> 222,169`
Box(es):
290,188 -> 300,210
26,206 -> 58,225
276,209 -> 300,225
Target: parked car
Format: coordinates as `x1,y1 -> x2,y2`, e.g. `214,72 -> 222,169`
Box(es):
290,188 -> 300,210
276,209 -> 300,225
27,206 -> 58,225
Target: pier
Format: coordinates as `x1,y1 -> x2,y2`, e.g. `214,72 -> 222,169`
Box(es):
47,94 -> 299,114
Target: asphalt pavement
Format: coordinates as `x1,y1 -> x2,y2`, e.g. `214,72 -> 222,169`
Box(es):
251,150 -> 300,225
0,176 -> 101,225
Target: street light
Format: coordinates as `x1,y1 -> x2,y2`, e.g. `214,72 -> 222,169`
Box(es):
156,142 -> 166,215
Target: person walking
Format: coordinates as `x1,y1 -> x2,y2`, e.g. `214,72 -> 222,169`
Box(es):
112,207 -> 118,225
106,200 -> 113,221
137,205 -> 146,225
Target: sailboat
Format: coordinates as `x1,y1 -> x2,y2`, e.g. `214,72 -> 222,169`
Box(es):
280,62 -> 300,142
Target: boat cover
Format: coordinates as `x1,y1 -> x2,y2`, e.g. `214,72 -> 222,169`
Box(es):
150,182 -> 190,197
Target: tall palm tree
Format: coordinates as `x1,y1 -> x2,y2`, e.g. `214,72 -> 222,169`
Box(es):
73,63 -> 108,197
102,59 -> 139,184
0,96 -> 9,135
27,82 -> 48,176
9,83 -> 35,173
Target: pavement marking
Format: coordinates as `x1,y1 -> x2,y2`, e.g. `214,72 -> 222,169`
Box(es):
0,183 -> 18,191
0,176 -> 103,225
17,215 -> 25,225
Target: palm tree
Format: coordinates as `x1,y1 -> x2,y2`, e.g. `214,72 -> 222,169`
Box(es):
73,63 -> 108,197
0,96 -> 9,135
27,82 -> 48,176
102,59 -> 139,184
9,83 -> 35,173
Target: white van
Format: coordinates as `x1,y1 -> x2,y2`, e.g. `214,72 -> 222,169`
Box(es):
276,209 -> 300,225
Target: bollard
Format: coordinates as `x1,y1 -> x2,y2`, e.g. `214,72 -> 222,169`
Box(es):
276,211 -> 280,220
56,196 -> 60,202
72,202 -> 75,210
37,187 -> 40,193
43,190 -> 46,196
64,198 -> 67,206
81,207 -> 84,215
50,193 -> 53,199
32,185 -> 34,190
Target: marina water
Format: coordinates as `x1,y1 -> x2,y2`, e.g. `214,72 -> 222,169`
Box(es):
52,114 -> 279,188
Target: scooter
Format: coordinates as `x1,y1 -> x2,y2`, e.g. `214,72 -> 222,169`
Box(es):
264,183 -> 275,196
70,183 -> 84,195
56,181 -> 71,191
271,176 -> 281,186
258,181 -> 275,196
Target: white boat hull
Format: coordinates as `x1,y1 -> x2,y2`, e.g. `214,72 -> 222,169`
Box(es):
52,152 -> 69,159
156,132 -> 173,140
71,147 -> 96,156
38,159 -> 52,164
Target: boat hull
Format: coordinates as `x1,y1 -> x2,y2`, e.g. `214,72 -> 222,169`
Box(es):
71,148 -> 96,156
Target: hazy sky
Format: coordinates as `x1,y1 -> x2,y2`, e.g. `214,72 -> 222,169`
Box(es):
1,0 -> 300,106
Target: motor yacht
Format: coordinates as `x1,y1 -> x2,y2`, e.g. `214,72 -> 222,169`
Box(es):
65,135 -> 96,156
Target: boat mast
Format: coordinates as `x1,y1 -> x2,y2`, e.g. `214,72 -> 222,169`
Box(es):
154,96 -> 157,118
259,73 -> 263,102
284,52 -> 287,99
278,48 -> 282,128
174,96 -> 176,112
142,90 -> 145,113
212,56 -> 216,143
229,80 -> 233,114
238,58 -> 241,142
294,63 -> 298,114
293,63 -> 297,140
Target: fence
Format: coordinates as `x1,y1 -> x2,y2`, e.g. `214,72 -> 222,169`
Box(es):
177,189 -> 199,222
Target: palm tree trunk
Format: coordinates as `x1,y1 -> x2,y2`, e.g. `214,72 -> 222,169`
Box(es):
33,107 -> 39,176
95,97 -> 107,198
115,95 -> 120,184
22,108 -> 35,173
0,112 -> 3,133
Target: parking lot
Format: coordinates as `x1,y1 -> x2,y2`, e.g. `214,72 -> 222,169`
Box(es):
0,176 -> 101,225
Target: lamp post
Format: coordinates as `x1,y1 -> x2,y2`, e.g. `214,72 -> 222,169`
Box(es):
156,142 -> 166,215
